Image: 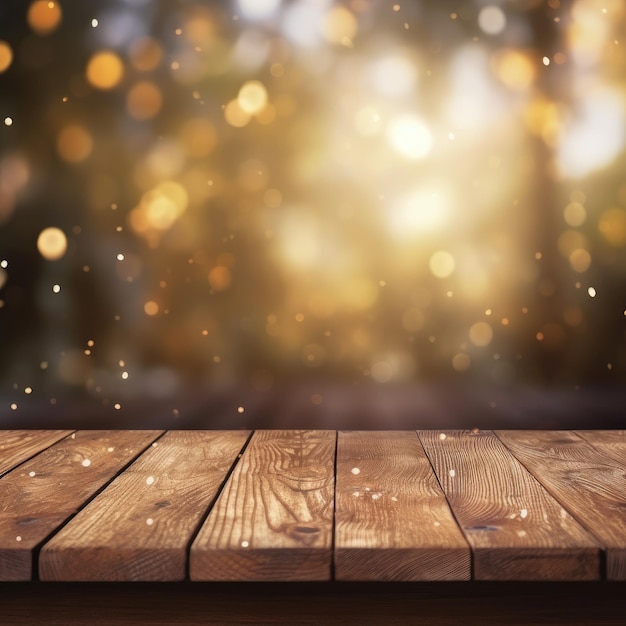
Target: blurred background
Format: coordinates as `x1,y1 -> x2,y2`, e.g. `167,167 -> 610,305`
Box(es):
0,0 -> 625,428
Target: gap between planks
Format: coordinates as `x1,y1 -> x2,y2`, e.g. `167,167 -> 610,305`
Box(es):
1,430 -> 625,582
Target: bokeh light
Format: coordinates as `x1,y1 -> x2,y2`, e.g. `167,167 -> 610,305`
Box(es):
237,0 -> 281,21
369,55 -> 417,98
322,6 -> 357,46
237,80 -> 268,115
128,37 -> 163,72
86,51 -> 124,90
0,41 -> 13,73
56,125 -> 93,163
27,1 -> 62,35
0,0 -> 625,408
387,115 -> 433,159
478,6 -> 506,36
126,81 -> 162,120
429,251 -> 455,279
469,322 -> 494,348
37,227 -> 67,261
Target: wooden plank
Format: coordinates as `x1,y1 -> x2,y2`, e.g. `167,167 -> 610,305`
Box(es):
0,430 -> 161,581
334,431 -> 470,581
575,430 -> 626,466
418,430 -> 599,580
190,430 -> 335,581
39,431 -> 249,581
498,430 -> 626,581
0,430 -> 73,476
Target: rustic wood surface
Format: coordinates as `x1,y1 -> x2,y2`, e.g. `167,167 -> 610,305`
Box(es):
39,431 -> 249,581
190,430 -> 336,581
0,429 -> 624,584
574,430 -> 626,466
335,431 -> 470,581
418,430 -> 599,580
0,430 -> 161,581
0,430 -> 73,477
497,430 -> 626,580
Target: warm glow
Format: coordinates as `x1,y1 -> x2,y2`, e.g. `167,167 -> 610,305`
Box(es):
558,89 -> 625,178
2,0 -> 626,394
469,322 -> 493,347
369,55 -> 416,98
598,208 -> 626,247
282,2 -> 324,47
129,181 -> 189,240
322,6 -> 357,46
0,41 -> 13,73
452,353 -> 471,372
27,0 -> 62,35
478,6 -> 506,36
57,125 -> 93,163
224,99 -> 251,127
144,300 -> 159,315
278,211 -> 321,270
238,0 -> 281,20
37,227 -> 67,261
237,80 -> 268,115
568,248 -> 592,272
127,81 -> 162,120
563,202 -> 586,227
208,266 -> 232,291
494,50 -> 536,91
387,115 -> 433,159
129,37 -> 163,72
390,188 -> 449,237
429,251 -> 455,279
86,51 -> 124,90
354,106 -> 382,135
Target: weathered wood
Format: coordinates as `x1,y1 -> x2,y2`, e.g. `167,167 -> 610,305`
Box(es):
0,430 -> 73,476
574,430 -> 626,466
418,430 -> 599,580
497,430 -> 626,580
335,431 -> 470,581
190,430 -> 335,581
39,431 -> 249,581
0,430 -> 161,581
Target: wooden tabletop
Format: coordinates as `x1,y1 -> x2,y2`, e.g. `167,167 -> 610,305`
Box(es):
0,429 -> 625,583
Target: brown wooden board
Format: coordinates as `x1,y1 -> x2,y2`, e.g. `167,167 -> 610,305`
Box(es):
190,430 -> 335,581
418,430 -> 599,580
39,431 -> 250,581
0,430 -> 161,581
497,430 -> 626,580
0,430 -> 73,477
334,431 -> 470,581
574,430 -> 626,466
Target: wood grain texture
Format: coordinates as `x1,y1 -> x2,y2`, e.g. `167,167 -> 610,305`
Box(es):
0,430 -> 73,477
335,431 -> 470,581
0,430 -> 161,581
497,430 -> 626,580
190,430 -> 335,581
418,430 -> 599,581
575,430 -> 626,466
39,431 -> 249,581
